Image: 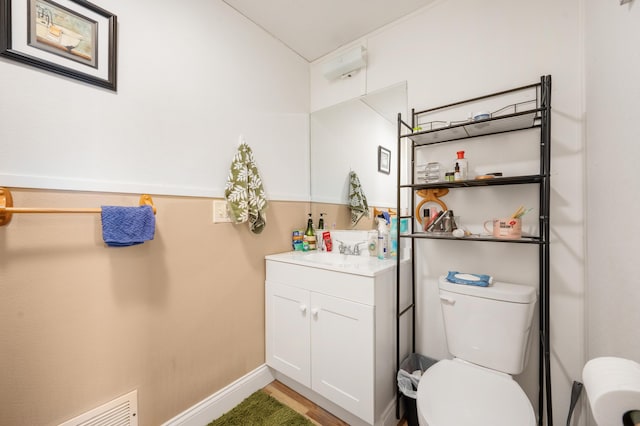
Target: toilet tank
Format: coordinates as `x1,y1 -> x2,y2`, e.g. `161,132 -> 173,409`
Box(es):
438,276 -> 537,375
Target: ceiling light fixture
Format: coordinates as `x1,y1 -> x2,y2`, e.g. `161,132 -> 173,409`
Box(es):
322,46 -> 367,80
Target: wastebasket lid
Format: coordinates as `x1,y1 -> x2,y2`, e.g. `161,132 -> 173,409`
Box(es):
416,359 -> 536,426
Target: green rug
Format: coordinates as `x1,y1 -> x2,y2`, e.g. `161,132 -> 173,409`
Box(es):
208,390 -> 314,425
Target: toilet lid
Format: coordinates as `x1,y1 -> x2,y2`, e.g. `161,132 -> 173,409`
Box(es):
416,359 -> 536,426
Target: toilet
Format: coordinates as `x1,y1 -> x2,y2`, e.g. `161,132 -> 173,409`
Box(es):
416,276 -> 538,426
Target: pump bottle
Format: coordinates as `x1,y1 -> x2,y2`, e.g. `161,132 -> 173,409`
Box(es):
455,151 -> 468,180
377,218 -> 389,259
304,213 -> 316,250
317,213 -> 325,231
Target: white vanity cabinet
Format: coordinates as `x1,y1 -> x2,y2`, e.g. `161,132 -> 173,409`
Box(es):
265,253 -> 397,425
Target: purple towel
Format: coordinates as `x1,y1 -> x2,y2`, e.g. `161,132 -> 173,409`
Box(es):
101,205 -> 155,247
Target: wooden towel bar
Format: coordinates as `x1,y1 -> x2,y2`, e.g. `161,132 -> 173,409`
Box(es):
0,187 -> 156,227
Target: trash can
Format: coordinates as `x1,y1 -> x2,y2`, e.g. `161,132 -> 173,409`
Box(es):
397,353 -> 438,426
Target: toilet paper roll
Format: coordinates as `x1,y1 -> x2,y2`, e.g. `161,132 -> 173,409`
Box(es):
582,357 -> 640,425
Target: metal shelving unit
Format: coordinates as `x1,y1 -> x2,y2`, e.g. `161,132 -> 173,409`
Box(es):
395,75 -> 552,425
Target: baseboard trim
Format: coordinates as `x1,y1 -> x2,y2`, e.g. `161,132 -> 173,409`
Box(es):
161,364 -> 275,426
381,397 -> 399,426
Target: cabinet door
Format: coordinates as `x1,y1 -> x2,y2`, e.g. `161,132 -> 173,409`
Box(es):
265,281 -> 311,387
311,292 -> 375,424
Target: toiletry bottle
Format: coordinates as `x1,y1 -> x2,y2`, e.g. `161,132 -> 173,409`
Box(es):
304,213 -> 316,250
292,229 -> 304,251
456,151 -> 468,180
317,213 -> 325,231
454,162 -> 461,181
368,230 -> 378,257
322,231 -> 333,252
317,213 -> 325,250
422,208 -> 431,232
377,218 -> 389,259
383,220 -> 390,258
390,217 -> 398,257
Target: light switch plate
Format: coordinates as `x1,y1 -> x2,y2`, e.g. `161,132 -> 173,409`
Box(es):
213,200 -> 232,223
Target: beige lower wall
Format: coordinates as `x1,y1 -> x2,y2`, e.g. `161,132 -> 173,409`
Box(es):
0,188 -> 328,425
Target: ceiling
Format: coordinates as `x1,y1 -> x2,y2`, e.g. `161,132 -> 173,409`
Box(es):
222,0 -> 437,62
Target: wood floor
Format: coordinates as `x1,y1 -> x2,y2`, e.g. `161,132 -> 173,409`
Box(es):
262,380 -> 408,426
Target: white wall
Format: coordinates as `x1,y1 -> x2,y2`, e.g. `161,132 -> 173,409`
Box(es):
0,0 -> 310,201
311,0 -> 585,425
585,1 -> 640,424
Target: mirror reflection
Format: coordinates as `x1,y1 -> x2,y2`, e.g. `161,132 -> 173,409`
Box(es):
309,82 -> 407,211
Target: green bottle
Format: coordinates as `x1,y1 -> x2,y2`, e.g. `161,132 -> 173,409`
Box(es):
304,213 -> 316,250
318,213 -> 325,230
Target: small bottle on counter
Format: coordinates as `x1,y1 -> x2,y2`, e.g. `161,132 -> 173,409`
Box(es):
292,230 -> 304,251
317,213 -> 325,230
316,213 -> 326,250
304,213 -> 316,250
377,218 -> 389,259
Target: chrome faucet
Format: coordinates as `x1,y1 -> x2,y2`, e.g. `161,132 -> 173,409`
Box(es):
335,240 -> 367,256
352,241 -> 367,256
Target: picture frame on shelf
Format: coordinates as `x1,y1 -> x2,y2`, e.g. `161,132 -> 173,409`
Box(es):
0,0 -> 117,91
378,145 -> 391,174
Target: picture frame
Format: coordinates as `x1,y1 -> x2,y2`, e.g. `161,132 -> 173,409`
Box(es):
0,0 -> 117,91
378,146 -> 391,174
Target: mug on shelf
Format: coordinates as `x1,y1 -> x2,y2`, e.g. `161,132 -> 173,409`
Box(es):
484,217 -> 522,239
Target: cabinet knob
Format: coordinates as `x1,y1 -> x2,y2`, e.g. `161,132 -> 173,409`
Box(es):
299,304 -> 307,313
311,308 -> 319,317
439,295 -> 456,305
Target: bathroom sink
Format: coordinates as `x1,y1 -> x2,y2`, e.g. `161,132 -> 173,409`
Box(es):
301,252 -> 375,266
266,250 -> 398,276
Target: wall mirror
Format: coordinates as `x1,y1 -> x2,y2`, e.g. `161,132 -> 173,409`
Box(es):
309,82 -> 407,209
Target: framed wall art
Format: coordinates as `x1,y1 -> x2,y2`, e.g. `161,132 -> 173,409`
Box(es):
0,0 -> 117,91
378,145 -> 391,174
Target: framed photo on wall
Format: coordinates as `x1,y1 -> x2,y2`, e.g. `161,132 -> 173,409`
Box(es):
0,0 -> 117,91
378,146 -> 391,174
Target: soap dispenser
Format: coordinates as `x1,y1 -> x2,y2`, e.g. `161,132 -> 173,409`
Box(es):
317,213 -> 325,231
304,213 -> 316,250
377,217 -> 389,259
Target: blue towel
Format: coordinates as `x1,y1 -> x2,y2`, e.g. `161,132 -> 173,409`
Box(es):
101,205 -> 155,247
446,271 -> 493,287
380,211 -> 391,224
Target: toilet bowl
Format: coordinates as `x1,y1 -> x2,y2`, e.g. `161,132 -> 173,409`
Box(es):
416,359 -> 536,426
415,276 -> 538,425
